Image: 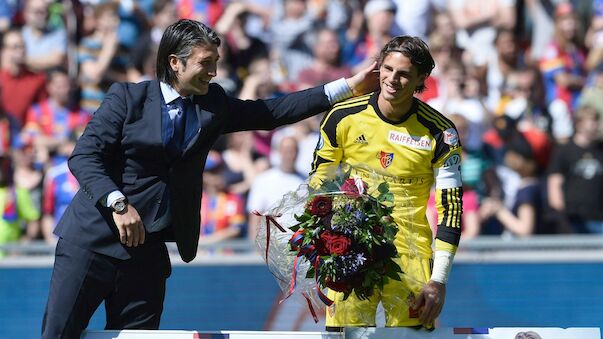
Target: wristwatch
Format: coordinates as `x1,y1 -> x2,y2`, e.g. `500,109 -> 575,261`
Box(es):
111,197 -> 128,214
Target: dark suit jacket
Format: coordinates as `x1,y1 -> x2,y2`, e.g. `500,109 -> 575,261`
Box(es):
55,80 -> 331,262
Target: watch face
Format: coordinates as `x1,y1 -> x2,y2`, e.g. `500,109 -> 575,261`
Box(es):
114,200 -> 126,212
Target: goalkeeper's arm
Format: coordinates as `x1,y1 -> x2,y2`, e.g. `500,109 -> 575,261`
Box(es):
431,152 -> 463,284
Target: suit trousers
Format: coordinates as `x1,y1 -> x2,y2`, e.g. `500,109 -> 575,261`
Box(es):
41,237 -> 171,338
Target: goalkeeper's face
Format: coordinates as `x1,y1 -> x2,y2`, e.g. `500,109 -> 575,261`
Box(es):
378,52 -> 426,104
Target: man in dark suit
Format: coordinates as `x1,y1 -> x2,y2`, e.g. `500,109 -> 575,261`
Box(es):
41,19 -> 377,338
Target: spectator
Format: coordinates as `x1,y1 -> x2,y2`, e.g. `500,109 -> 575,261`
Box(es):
480,131 -> 551,237
12,141 -> 44,241
307,0 -> 351,33
200,151 -> 247,245
247,135 -> 304,241
428,60 -> 487,152
297,28 -> 352,89
0,155 -> 40,258
114,0 -> 149,50
394,0 -> 446,40
431,9 -> 457,46
77,1 -> 128,114
21,67 -> 90,164
268,115 -> 322,176
539,2 -> 586,112
419,29 -> 462,102
481,115 -> 522,207
449,0 -> 517,66
342,0 -> 397,72
585,10 -> 603,73
238,57 -> 281,101
579,71 -> 603,137
127,0 -> 178,82
211,38 -> 240,97
214,1 -> 269,81
41,134 -> 79,245
222,131 -> 269,197
238,57 -> 283,161
497,66 -> 556,138
0,0 -> 17,32
548,105 -> 603,234
176,0 -> 226,28
21,0 -> 67,72
0,28 -> 47,126
269,0 -> 317,81
480,28 -> 523,112
524,0 -> 555,64
0,98 -> 21,156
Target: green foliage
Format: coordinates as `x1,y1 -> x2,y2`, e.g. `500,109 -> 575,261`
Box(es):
288,170 -> 403,303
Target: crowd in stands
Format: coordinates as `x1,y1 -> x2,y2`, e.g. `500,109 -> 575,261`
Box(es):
1,0 -> 603,257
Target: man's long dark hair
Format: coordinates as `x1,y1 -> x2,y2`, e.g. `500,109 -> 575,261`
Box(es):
377,36 -> 435,93
156,19 -> 221,86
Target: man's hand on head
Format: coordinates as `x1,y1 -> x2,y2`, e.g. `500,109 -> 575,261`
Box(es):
345,61 -> 380,96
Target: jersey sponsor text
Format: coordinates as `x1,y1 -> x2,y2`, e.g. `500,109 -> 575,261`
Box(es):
388,131 -> 432,150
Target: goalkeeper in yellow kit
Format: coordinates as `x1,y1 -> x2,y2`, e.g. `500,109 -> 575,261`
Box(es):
310,36 -> 463,329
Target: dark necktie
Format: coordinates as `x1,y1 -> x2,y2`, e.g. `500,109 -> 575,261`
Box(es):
173,97 -> 190,149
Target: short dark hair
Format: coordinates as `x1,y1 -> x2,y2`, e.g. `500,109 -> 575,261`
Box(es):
46,66 -> 69,80
377,36 -> 435,93
156,19 -> 221,86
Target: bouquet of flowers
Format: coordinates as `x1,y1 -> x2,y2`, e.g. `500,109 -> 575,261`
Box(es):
255,165 -> 402,320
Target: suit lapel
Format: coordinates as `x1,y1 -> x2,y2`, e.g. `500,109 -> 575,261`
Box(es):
182,95 -> 215,157
143,81 -> 167,156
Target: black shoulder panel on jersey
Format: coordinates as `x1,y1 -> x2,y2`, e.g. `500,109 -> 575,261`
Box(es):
322,98 -> 370,147
417,101 -> 456,130
415,101 -> 453,134
309,154 -> 333,176
416,101 -> 461,163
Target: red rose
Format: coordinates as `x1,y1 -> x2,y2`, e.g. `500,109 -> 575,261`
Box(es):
325,277 -> 350,292
320,231 -> 351,255
306,196 -> 333,217
341,178 -> 367,198
372,225 -> 383,235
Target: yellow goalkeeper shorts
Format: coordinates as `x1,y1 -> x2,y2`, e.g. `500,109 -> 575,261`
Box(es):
325,254 -> 432,327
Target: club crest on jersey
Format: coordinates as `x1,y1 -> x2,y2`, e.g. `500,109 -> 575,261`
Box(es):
443,128 -> 459,147
377,151 -> 394,168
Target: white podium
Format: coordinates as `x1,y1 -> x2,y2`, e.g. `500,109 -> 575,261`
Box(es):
82,328 -> 601,339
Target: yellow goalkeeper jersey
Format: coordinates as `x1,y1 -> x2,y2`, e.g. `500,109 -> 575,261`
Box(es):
310,93 -> 463,258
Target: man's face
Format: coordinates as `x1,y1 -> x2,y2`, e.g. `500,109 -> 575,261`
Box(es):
496,31 -> 517,63
24,0 -> 48,31
367,11 -> 394,35
1,32 -> 26,67
379,52 -> 424,104
557,15 -> 577,40
48,73 -> 71,105
171,44 -> 219,96
314,31 -> 340,65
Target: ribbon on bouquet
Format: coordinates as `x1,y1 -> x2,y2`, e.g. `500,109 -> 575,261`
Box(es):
288,230 -> 333,323
252,210 -> 285,261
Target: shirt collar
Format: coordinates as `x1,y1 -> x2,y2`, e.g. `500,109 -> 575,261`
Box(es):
160,82 -> 193,105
